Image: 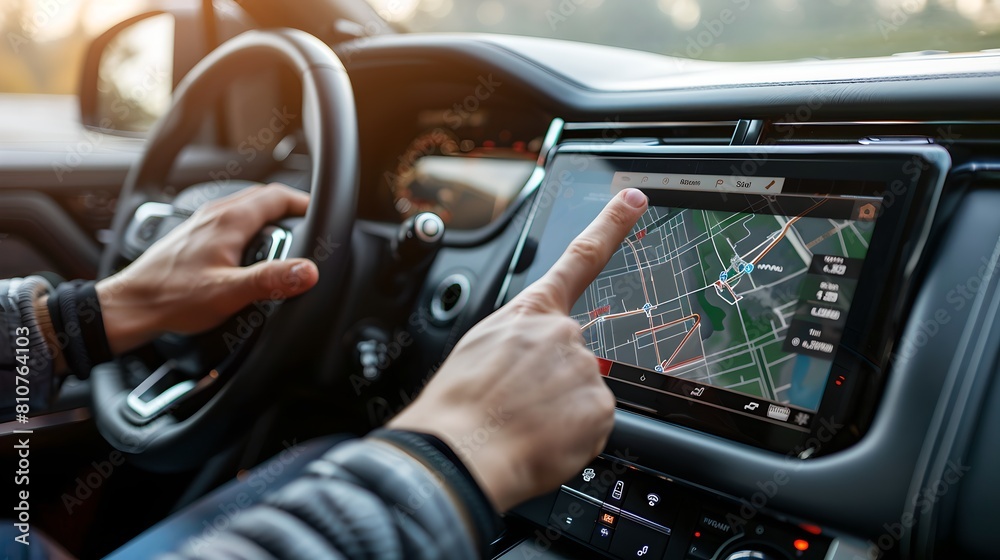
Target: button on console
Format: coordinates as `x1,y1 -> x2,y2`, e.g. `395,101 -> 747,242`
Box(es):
621,474 -> 678,529
564,457 -> 632,507
609,519 -> 669,559
549,491 -> 600,542
686,532 -> 724,559
590,523 -> 615,551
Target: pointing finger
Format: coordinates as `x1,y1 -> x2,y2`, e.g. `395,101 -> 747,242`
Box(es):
525,188 -> 647,314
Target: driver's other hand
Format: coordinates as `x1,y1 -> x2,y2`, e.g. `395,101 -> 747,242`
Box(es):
389,188 -> 648,512
96,184 -> 320,354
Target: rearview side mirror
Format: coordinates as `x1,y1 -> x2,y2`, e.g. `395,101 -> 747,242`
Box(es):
79,11 -> 177,136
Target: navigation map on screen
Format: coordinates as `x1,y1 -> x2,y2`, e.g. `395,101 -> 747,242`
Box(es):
569,194 -> 879,412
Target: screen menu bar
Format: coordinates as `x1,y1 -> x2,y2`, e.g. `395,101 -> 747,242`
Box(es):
612,172 -> 786,195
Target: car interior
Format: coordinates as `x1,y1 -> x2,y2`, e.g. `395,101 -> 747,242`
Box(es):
1,0 -> 999,558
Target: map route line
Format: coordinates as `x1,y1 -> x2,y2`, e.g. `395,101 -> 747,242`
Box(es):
659,314 -> 702,370
579,308 -> 647,330
633,313 -> 700,337
661,354 -> 704,373
749,199 -> 827,265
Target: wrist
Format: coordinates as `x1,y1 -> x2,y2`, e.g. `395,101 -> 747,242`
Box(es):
388,411 -> 524,512
95,276 -> 158,355
372,429 -> 505,550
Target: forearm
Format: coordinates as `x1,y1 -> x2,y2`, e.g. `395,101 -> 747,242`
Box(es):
163,432 -> 502,560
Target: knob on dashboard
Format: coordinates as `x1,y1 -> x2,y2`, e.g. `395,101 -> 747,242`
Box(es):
724,550 -> 780,560
394,212 -> 445,266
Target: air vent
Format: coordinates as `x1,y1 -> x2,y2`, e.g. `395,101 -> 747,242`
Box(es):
560,121 -> 740,146
760,121 -> 1000,152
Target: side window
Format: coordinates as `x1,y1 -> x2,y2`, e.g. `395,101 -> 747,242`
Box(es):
0,1 -> 154,95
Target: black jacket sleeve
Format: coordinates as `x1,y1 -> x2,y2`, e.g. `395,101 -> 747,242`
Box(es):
163,430 -> 504,560
0,277 -> 57,421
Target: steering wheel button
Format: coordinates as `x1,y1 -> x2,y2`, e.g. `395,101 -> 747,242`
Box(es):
138,217 -> 162,241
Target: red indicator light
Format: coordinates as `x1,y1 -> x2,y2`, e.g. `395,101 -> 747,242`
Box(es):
694,531 -> 701,538
800,523 -> 822,535
794,539 -> 810,551
835,375 -> 845,386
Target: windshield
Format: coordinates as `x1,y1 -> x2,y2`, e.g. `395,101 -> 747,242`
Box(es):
364,0 -> 999,61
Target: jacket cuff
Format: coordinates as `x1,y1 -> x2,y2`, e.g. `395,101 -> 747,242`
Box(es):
0,277 -> 57,419
306,437 -> 482,559
370,429 -> 504,556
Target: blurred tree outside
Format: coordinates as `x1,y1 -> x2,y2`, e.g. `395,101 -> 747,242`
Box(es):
0,0 -> 151,95
367,0 -> 1000,62
3,0 -> 998,97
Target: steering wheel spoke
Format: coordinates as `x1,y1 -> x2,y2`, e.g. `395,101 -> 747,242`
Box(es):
121,201 -> 190,261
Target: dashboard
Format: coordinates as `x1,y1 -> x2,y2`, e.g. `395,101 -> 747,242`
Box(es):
352,74 -> 550,229
333,33 -> 1000,560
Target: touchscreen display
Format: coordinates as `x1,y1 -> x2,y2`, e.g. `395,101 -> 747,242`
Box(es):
510,156 -> 888,435
574,184 -> 878,420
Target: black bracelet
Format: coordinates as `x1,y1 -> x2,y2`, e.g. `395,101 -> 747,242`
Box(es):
46,280 -> 113,379
75,282 -> 113,366
372,429 -> 505,554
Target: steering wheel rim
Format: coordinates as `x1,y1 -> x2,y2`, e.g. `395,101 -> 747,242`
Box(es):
91,29 -> 358,470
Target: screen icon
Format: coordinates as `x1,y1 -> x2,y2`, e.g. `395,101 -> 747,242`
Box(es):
767,404 -> 791,421
646,493 -> 660,507
690,387 -> 704,397
794,412 -> 811,426
744,402 -> 759,411
857,202 -> 877,221
582,468 -> 596,482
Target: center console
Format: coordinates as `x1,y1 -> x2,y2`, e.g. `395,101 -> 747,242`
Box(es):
495,144 -> 951,559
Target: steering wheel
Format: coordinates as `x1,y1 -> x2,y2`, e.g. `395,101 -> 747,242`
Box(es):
91,29 -> 358,471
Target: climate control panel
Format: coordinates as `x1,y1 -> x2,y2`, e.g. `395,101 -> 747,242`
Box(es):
511,455 -> 835,560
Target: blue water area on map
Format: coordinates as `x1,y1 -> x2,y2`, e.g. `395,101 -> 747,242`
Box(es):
787,354 -> 828,411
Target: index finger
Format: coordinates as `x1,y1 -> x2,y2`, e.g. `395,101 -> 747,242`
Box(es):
526,188 -> 648,313
223,183 -> 311,236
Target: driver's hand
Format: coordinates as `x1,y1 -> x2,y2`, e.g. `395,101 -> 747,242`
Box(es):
389,188 -> 648,512
96,184 -> 320,354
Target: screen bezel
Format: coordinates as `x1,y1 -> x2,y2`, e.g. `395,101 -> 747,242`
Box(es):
499,144 -> 950,456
